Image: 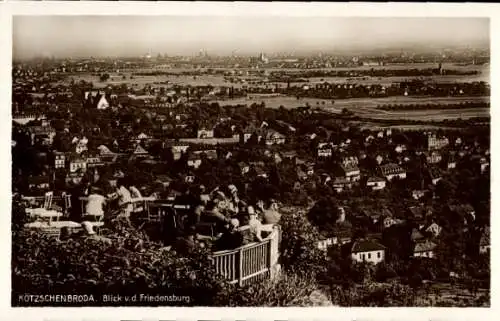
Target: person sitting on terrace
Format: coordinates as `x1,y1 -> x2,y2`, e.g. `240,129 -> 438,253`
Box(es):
203,199 -> 232,228
174,226 -> 200,255
129,185 -> 142,199
214,218 -> 243,251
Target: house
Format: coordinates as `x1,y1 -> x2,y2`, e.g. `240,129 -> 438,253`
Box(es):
75,140 -> 88,154
195,149 -> 217,160
187,153 -> 202,169
380,163 -> 406,181
265,130 -> 286,145
86,155 -> 103,168
96,94 -> 110,110
170,143 -> 190,160
97,144 -> 114,156
383,216 -> 403,229
317,237 -> 336,251
317,143 -> 333,157
319,173 -> 332,185
132,145 -> 149,157
341,164 -> 361,182
479,228 -> 490,254
66,171 -> 84,185
408,206 -> 432,224
332,177 -> 352,193
411,228 -> 425,242
427,166 -> 443,185
155,175 -> 172,188
28,125 -> 56,146
281,151 -> 298,161
28,175 -> 50,190
427,133 -> 449,151
426,151 -> 442,164
197,128 -> 214,139
69,155 -> 87,173
412,189 -> 428,200
253,166 -> 268,179
366,177 -> 386,191
137,132 -> 150,141
347,239 -> 386,265
395,144 -> 407,153
413,241 -> 437,258
238,162 -> 250,175
480,158 -> 489,174
425,222 -> 442,238
54,152 -> 66,169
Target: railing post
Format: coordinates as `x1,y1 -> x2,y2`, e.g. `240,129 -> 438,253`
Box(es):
238,248 -> 243,287
268,234 -> 274,279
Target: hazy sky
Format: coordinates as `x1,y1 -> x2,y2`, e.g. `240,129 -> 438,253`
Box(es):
13,16 -> 489,59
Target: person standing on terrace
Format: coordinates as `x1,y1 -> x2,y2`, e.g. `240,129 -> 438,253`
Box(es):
111,179 -> 133,218
85,186 -> 106,220
260,199 -> 281,225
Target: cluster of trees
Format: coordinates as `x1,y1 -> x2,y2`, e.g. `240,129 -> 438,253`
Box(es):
277,81 -> 490,100
269,68 -> 480,79
377,101 -> 490,111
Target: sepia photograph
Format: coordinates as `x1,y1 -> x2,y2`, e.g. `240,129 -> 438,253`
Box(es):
10,13 -> 490,308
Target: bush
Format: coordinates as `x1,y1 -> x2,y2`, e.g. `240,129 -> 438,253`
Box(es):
279,207 -> 327,277
221,272 -> 325,307
12,218 -> 228,306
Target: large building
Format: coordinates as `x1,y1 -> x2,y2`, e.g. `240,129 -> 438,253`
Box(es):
427,133 -> 449,151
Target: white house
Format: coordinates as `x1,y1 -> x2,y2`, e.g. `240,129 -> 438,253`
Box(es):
366,177 -> 386,191
341,164 -> 361,182
414,241 -> 437,258
380,163 -> 406,181
317,142 -> 333,157
265,130 -> 286,145
349,240 -> 386,265
69,156 -> 87,173
54,152 -> 66,169
187,154 -> 202,169
137,133 -> 150,140
132,145 -> 149,157
425,222 -> 442,238
75,141 -> 88,154
197,128 -> 214,139
171,144 -> 190,160
98,145 -> 114,155
96,94 -> 110,110
86,155 -> 103,168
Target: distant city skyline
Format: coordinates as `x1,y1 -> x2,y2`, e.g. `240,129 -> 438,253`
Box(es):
13,16 -> 489,59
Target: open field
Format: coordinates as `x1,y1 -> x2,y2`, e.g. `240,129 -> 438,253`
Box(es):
63,63 -> 488,89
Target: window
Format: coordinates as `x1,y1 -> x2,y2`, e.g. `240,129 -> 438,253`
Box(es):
361,254 -> 365,260
377,252 -> 381,259
368,253 -> 371,259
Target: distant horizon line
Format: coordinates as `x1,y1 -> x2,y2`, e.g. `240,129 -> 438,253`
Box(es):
13,43 -> 490,61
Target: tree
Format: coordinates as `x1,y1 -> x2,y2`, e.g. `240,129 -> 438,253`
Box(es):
307,197 -> 340,234
100,73 -> 110,82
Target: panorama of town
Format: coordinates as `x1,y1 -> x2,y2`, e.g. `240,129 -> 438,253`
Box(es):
12,21 -> 490,307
